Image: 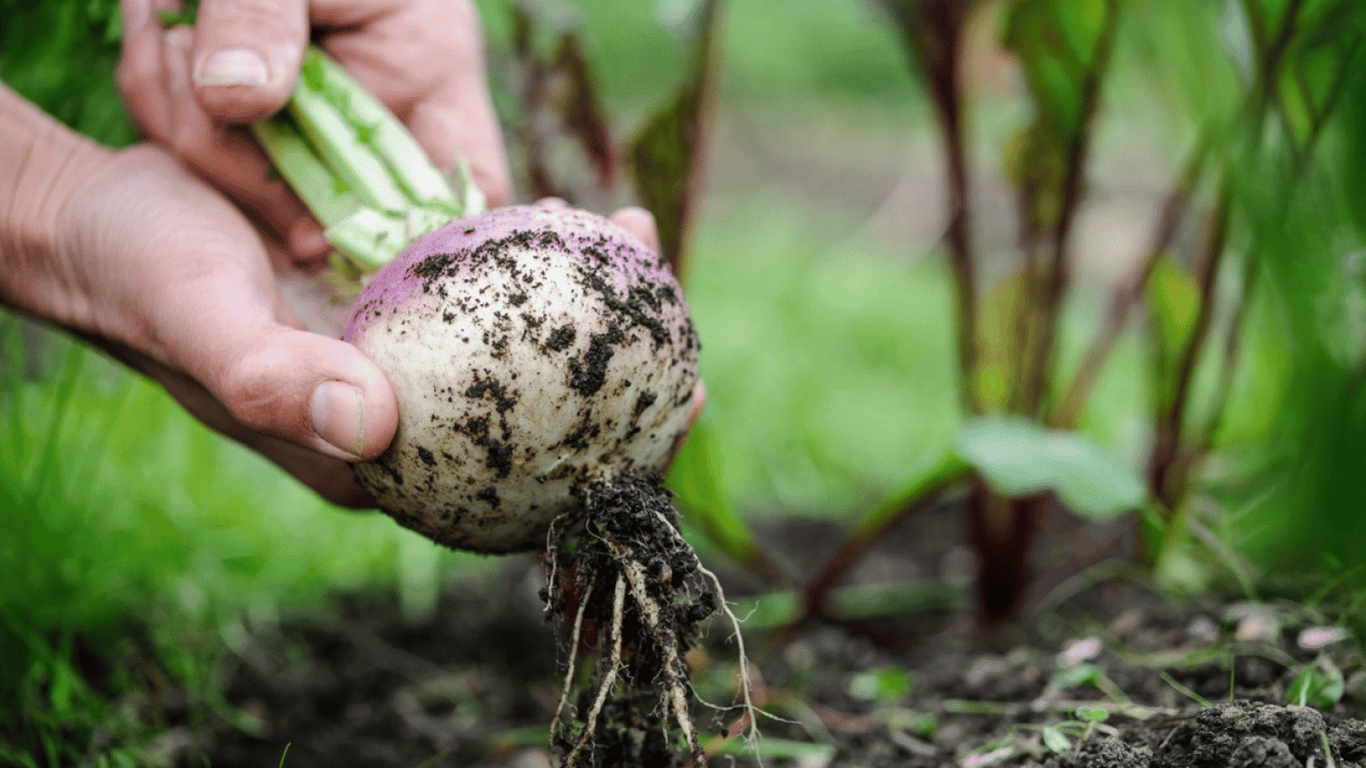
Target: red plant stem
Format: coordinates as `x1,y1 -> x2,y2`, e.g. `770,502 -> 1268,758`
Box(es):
801,467 -> 967,619
1020,0 -> 1120,419
967,486 -> 1050,623
1148,0 -> 1304,507
940,86 -> 981,416
1148,188 -> 1231,507
890,0 -> 981,414
1049,148 -> 1206,429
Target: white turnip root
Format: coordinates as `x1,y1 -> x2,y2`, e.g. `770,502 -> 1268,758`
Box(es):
341,204 -> 700,552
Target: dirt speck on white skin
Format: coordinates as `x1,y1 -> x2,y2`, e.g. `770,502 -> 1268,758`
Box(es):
343,205 -> 700,553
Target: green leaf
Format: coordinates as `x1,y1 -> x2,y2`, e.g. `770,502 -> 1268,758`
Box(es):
1058,0 -> 1107,61
1075,704 -> 1111,723
1148,256 -> 1201,358
629,0 -> 720,283
887,708 -> 939,739
954,417 -> 1147,519
1051,663 -> 1101,689
1042,724 -> 1072,753
1288,655 -> 1345,708
666,422 -> 769,574
848,666 -> 913,703
848,450 -> 971,541
1146,255 -> 1201,408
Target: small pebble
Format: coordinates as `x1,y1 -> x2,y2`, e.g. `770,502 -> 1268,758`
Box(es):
1056,636 -> 1103,668
1108,607 -> 1144,638
1226,602 -> 1279,644
1186,615 -> 1219,645
1298,626 -> 1349,651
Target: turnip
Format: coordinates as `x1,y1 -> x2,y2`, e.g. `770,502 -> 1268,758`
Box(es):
254,47 -> 755,766
341,203 -> 700,553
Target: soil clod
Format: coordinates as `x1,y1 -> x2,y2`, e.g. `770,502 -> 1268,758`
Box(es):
542,472 -> 754,768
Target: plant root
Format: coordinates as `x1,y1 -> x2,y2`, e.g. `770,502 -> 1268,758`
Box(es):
543,472 -> 758,768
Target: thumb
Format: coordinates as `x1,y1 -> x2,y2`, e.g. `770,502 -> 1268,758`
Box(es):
198,324 -> 399,462
190,0 -> 308,122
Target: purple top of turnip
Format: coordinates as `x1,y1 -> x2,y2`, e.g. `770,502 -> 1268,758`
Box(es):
343,205 -> 675,345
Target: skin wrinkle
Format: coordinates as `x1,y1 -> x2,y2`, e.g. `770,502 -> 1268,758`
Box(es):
311,0 -> 412,33
2,117 -> 111,335
0,121 -> 40,268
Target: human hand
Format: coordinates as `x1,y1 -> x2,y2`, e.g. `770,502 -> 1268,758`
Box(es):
5,135 -> 400,506
117,0 -> 511,264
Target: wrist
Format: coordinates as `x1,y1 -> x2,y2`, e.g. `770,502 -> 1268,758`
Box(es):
0,83 -> 115,327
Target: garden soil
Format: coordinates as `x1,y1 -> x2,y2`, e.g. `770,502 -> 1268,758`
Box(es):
196,502 -> 1366,767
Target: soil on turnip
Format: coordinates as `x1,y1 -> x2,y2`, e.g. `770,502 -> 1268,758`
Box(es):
196,501 -> 1366,768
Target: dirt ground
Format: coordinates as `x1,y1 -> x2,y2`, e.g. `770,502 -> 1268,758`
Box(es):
177,499 -> 1366,768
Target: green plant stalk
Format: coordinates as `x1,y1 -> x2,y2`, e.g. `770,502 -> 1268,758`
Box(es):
288,70 -> 411,213
248,118 -> 359,226
252,46 -> 484,271
301,50 -> 459,210
1021,0 -> 1121,421
321,208 -> 410,269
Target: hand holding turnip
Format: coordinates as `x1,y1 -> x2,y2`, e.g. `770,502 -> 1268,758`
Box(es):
117,0 -> 510,262
1,85 -> 682,515
0,87 -> 398,503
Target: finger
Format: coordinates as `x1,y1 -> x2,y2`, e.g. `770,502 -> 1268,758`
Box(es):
609,206 -> 661,254
149,263 -> 400,463
84,333 -> 376,507
190,0 -> 309,123
118,0 -> 180,139
319,0 -> 513,206
170,304 -> 400,464
104,152 -> 399,464
163,26 -> 325,262
408,92 -> 513,208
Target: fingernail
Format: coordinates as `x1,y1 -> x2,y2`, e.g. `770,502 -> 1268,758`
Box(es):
311,381 -> 366,459
196,47 -> 269,87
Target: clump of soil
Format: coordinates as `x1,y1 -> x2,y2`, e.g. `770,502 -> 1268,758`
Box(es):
543,472 -> 751,767
1032,702 -> 1366,767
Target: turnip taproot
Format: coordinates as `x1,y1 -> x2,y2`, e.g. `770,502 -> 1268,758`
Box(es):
253,47 -> 757,766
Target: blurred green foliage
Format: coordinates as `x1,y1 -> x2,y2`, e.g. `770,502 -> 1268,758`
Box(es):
0,0 -> 135,146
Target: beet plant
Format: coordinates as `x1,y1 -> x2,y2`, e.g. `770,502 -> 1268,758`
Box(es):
253,47 -> 754,766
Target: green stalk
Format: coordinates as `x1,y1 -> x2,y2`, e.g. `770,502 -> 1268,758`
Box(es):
324,208 -> 407,269
288,63 -> 410,213
251,45 -> 486,272
304,50 -> 458,210
249,117 -> 358,227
